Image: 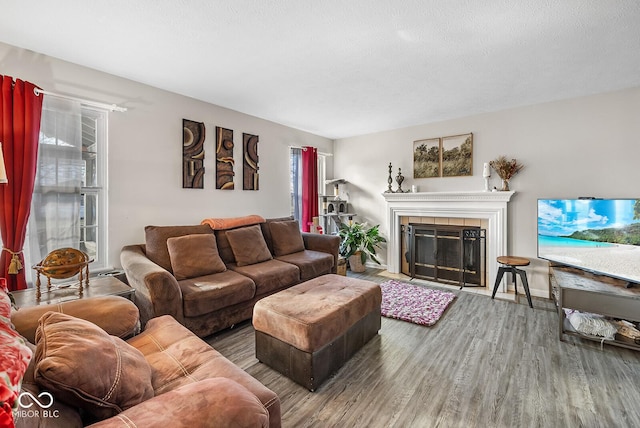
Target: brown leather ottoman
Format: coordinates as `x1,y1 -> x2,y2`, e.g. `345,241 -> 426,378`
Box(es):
253,274 -> 381,391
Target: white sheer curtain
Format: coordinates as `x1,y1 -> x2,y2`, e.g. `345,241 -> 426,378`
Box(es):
25,97 -> 83,277
290,147 -> 303,223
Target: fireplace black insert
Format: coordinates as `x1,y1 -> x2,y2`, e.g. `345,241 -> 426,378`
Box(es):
404,224 -> 486,287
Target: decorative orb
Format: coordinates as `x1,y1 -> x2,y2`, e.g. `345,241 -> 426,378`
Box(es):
36,248 -> 89,280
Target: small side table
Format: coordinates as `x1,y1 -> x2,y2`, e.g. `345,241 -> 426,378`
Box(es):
11,276 -> 135,309
491,256 -> 533,308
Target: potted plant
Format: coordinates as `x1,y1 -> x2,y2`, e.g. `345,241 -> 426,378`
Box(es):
338,222 -> 386,272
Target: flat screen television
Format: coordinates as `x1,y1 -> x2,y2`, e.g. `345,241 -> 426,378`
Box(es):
537,198 -> 640,285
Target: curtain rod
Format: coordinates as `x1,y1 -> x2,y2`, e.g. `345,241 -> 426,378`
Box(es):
33,88 -> 127,112
288,145 -> 333,157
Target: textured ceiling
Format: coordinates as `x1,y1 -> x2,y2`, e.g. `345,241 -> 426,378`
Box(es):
1,0 -> 639,139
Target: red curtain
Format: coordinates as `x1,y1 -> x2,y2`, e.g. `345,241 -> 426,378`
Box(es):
301,146 -> 318,232
0,76 -> 43,291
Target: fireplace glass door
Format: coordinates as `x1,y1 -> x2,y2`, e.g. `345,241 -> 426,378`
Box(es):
407,224 -> 485,287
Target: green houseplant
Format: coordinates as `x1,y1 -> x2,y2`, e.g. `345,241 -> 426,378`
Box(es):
338,222 -> 386,272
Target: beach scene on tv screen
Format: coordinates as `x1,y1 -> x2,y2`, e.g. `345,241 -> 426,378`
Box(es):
538,199 -> 640,283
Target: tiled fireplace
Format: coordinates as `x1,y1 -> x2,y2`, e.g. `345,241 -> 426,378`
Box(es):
382,191 -> 515,291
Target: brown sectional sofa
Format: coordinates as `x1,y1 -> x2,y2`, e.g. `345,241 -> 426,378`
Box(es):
121,216 -> 339,337
10,296 -> 280,427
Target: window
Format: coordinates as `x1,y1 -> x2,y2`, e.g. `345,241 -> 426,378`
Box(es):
24,101 -> 108,283
290,147 -> 302,221
317,154 -> 327,195
80,108 -> 107,268
289,147 -> 327,224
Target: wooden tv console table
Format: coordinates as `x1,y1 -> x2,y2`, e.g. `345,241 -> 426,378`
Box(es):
550,265 -> 640,351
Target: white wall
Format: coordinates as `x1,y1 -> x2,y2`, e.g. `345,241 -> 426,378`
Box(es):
0,42 -> 333,270
334,87 -> 640,296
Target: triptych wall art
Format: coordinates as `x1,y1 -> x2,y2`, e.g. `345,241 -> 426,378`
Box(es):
413,132 -> 473,178
182,119 -> 260,190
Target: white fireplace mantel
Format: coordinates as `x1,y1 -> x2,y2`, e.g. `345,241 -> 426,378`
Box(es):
382,190 -> 515,289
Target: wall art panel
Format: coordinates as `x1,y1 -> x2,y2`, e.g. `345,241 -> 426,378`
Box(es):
243,133 -> 259,190
216,126 -> 235,189
183,119 -> 205,188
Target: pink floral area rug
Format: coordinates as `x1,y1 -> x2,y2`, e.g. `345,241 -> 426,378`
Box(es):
380,280 -> 456,326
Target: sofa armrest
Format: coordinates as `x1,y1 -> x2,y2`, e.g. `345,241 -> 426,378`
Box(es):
302,233 -> 340,274
87,378 -> 270,428
120,245 -> 184,324
11,296 -> 139,344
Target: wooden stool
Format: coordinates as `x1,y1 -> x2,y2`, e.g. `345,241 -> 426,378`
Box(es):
491,256 -> 533,308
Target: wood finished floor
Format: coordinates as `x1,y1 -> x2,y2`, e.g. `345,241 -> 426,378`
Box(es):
206,270 -> 640,428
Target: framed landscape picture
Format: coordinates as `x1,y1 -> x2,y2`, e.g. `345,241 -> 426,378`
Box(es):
413,133 -> 473,178
413,138 -> 441,178
441,133 -> 473,177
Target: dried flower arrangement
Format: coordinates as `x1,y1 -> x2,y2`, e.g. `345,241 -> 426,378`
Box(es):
489,156 -> 524,191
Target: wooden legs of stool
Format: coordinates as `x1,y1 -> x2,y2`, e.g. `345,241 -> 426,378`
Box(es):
491,266 -> 533,308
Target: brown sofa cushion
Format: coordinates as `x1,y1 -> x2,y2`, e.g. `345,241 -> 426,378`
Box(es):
214,229 -> 236,265
34,312 -> 154,421
261,216 -> 294,252
276,249 -> 334,281
11,295 -> 140,344
269,220 -> 305,256
167,233 -> 227,280
145,224 -> 213,272
229,259 -> 300,295
126,315 -> 281,427
226,225 -> 273,267
178,270 -> 256,317
87,378 -> 270,428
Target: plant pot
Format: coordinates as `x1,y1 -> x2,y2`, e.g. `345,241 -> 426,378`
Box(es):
348,253 -> 366,273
